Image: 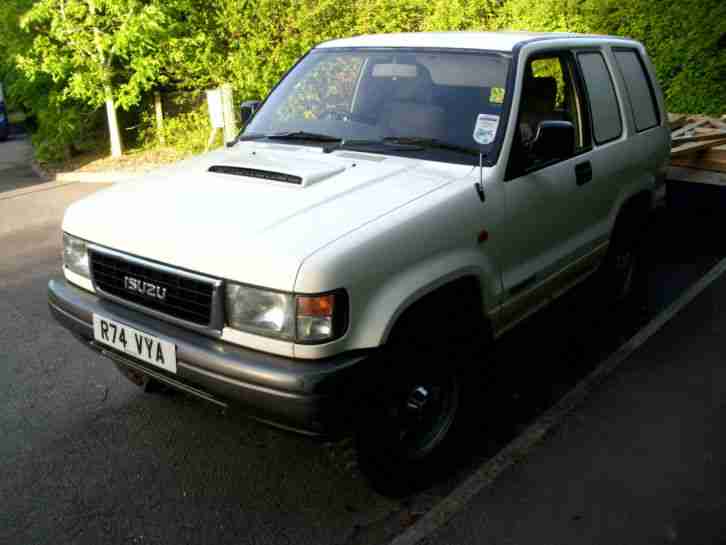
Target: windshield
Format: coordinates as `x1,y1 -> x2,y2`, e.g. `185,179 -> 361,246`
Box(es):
244,48 -> 511,165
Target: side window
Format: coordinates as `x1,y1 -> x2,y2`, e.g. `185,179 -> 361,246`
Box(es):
613,49 -> 660,132
577,52 -> 622,144
511,52 -> 590,174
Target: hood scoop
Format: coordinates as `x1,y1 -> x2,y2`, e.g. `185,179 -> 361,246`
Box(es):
207,154 -> 347,187
208,165 -> 302,184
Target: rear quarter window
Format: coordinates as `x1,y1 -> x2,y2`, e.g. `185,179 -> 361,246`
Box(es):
613,49 -> 660,132
577,51 -> 622,145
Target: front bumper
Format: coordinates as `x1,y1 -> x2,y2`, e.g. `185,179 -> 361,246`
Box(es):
48,278 -> 374,436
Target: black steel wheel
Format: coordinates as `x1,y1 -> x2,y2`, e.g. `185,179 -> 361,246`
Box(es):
356,352 -> 462,497
600,207 -> 646,303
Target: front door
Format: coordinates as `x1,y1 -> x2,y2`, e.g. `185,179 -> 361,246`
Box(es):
496,50 -> 596,331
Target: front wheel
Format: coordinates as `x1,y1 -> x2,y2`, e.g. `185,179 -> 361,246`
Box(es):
356,357 -> 462,497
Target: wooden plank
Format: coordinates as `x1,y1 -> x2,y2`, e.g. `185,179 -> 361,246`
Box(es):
670,158 -> 726,173
674,147 -> 726,162
705,147 -> 726,159
671,119 -> 710,138
667,166 -> 726,186
670,137 -> 726,159
671,130 -> 726,145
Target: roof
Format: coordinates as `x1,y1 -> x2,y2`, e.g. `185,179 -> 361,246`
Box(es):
316,31 -> 631,52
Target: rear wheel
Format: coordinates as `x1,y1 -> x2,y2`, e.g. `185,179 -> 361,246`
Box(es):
600,205 -> 647,303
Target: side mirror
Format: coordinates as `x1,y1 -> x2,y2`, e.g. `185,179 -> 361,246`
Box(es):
240,100 -> 262,125
531,120 -> 575,162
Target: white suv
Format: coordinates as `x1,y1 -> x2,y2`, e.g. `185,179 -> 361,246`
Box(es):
50,31 -> 670,494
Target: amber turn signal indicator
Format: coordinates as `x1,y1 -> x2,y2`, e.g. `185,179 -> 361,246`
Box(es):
297,294 -> 335,317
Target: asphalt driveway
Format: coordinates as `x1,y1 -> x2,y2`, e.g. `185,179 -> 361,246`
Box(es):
0,130 -> 41,193
2,133 -> 724,545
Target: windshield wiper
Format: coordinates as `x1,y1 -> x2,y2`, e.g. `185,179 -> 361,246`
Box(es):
381,137 -> 481,156
324,136 -> 481,156
267,131 -> 341,143
230,130 -> 341,148
228,132 -> 267,146
322,138 -> 424,154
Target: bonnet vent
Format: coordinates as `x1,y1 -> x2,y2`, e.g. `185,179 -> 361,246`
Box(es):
208,165 -> 302,184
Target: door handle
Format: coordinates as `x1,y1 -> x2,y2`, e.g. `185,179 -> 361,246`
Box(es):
575,161 -> 593,186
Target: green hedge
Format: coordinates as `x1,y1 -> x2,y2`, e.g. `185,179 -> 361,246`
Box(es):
1,0 -> 724,161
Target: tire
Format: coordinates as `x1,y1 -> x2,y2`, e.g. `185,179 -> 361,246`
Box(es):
114,362 -> 168,394
355,339 -> 464,497
600,206 -> 646,303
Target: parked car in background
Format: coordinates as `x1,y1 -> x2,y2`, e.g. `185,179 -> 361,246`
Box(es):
0,83 -> 9,142
49,31 -> 670,495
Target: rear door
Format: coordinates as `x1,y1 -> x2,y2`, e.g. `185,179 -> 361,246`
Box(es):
573,49 -> 628,243
610,47 -> 671,193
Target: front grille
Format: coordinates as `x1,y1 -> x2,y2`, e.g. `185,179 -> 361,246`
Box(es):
89,249 -> 217,327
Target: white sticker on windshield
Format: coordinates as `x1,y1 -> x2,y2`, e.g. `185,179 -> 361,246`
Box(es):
473,114 -> 499,145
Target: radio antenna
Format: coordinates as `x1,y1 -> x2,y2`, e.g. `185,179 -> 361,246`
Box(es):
475,152 -> 486,203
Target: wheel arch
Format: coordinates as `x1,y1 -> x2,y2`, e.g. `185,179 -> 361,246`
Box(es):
611,189 -> 653,234
382,273 -> 494,349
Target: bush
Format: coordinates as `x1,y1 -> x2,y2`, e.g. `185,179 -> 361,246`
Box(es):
139,102 -> 218,156
30,93 -> 104,162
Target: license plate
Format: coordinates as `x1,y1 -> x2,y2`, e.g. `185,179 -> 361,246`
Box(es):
93,315 -> 177,374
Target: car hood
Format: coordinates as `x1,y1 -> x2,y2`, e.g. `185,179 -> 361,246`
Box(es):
63,142 -> 471,291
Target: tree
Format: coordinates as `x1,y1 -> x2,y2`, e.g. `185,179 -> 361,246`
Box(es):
18,0 -> 173,157
0,0 -> 37,109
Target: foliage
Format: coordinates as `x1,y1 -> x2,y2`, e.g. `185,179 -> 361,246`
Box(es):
138,93 -> 215,155
140,106 -> 214,155
0,0 -> 48,115
583,0 -> 726,115
18,0 -> 175,109
30,92 -> 104,160
1,0 -> 723,161
422,0 -> 497,32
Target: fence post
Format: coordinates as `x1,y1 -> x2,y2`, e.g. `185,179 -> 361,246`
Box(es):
221,84 -> 237,145
154,92 -> 165,145
206,88 -> 224,151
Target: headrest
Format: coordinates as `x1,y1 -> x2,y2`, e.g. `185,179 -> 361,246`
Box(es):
522,75 -> 557,112
388,63 -> 434,104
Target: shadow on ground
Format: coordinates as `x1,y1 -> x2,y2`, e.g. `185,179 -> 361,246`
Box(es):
0,126 -> 46,193
405,203 -> 726,526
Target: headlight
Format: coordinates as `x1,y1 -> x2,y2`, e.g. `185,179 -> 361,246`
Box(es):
63,233 -> 90,278
225,284 -> 348,343
225,284 -> 296,340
